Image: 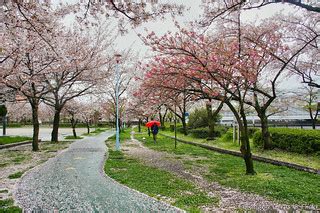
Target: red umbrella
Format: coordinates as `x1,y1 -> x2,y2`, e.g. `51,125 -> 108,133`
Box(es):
145,120 -> 161,128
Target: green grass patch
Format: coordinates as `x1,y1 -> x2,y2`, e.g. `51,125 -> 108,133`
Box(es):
0,190 -> 8,193
0,199 -> 13,208
82,128 -> 108,136
0,199 -> 22,213
0,136 -> 32,145
134,127 -> 320,207
105,136 -> 218,212
12,156 -> 26,164
8,171 -> 24,179
160,129 -> 320,170
64,135 -> 83,140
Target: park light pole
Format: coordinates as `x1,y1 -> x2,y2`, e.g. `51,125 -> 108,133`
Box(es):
115,54 -> 121,151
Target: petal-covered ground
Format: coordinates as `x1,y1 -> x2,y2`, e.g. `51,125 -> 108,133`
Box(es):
14,131 -> 183,212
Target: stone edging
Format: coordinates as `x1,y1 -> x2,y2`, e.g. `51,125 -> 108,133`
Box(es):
160,134 -> 320,175
0,140 -> 41,149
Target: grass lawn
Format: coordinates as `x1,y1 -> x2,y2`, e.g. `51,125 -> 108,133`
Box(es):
0,199 -> 22,213
105,130 -> 218,212
134,127 -> 320,207
82,128 -> 108,136
0,136 -> 32,145
64,135 -> 83,140
161,129 -> 320,170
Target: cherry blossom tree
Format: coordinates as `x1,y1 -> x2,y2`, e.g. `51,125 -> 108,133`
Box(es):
98,51 -> 138,131
288,13 -> 320,89
78,0 -> 184,30
138,62 -> 198,135
6,102 -> 32,124
63,100 -> 82,138
199,0 -> 320,27
1,1 -> 76,151
140,25 -> 269,174
42,24 -> 113,142
295,86 -> 319,129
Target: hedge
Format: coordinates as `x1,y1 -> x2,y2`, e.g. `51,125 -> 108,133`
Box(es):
253,128 -> 320,154
221,127 -> 258,142
189,126 -> 229,139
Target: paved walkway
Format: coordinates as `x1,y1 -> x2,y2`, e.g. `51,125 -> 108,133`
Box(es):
14,131 -> 182,212
5,127 -> 89,141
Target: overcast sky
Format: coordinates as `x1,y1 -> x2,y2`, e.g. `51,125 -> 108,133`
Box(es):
56,1 -> 307,89
114,2 -> 299,56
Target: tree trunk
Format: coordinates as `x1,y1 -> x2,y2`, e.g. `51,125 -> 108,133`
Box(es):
239,109 -> 256,175
259,114 -> 272,150
31,103 -> 40,151
181,115 -> 188,135
226,101 -> 256,175
86,122 -> 90,134
72,127 -> 77,138
159,111 -> 164,126
51,108 -> 61,142
138,119 -> 141,133
311,119 -> 316,129
2,116 -> 6,136
309,108 -> 316,129
206,102 -> 215,140
70,115 -> 77,138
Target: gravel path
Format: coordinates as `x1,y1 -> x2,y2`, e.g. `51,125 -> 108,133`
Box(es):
14,131 -> 183,212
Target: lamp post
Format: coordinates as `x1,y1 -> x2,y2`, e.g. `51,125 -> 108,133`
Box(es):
115,54 -> 121,151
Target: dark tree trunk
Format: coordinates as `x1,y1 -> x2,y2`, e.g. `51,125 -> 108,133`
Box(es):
138,119 -> 141,132
51,108 -> 61,142
31,103 -> 40,151
118,118 -> 122,132
259,114 -> 272,149
86,122 -> 90,134
159,108 -> 168,129
2,116 -> 6,136
70,115 -> 77,138
311,119 -> 316,129
226,101 -> 256,175
181,115 -> 188,135
239,108 -> 256,175
159,111 -> 164,126
309,108 -> 316,129
206,102 -> 215,140
72,127 -> 77,138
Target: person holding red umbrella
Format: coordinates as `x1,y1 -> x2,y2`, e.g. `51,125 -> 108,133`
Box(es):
151,123 -> 159,143
145,120 -> 161,143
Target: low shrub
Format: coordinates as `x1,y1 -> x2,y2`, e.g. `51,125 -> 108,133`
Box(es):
221,128 -> 234,141
7,123 -> 22,128
189,127 -> 208,139
253,128 -> 320,154
248,127 -> 259,138
189,125 -> 228,139
215,125 -> 229,136
160,126 -> 166,131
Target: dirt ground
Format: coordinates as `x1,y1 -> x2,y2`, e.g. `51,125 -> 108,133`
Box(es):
122,130 -> 317,212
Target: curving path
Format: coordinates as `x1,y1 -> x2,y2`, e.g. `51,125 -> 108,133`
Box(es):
14,131 -> 182,212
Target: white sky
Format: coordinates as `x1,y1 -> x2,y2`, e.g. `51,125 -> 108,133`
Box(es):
56,1 -> 310,89
115,2 -> 298,56
112,1 -> 304,90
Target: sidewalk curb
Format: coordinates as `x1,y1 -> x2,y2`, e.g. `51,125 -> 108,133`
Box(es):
0,141 -> 33,149
160,134 -> 320,175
